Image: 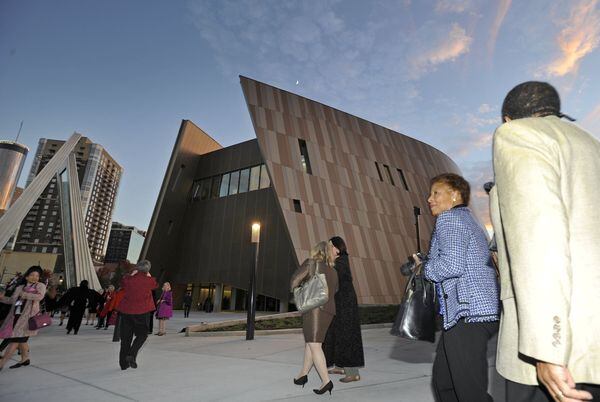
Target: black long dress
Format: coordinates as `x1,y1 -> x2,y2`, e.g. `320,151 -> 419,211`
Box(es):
322,254 -> 365,368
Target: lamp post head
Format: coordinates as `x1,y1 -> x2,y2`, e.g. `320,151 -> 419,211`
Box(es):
251,223 -> 261,243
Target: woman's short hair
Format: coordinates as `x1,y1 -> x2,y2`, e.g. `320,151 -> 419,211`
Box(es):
430,173 -> 471,205
136,260 -> 151,273
310,241 -> 330,264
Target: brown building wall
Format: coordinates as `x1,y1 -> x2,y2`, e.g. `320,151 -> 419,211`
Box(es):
241,76 -> 462,304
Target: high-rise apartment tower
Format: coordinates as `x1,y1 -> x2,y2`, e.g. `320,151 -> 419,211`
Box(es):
15,137 -> 123,271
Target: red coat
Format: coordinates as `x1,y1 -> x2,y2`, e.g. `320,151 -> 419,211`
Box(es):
117,273 -> 158,315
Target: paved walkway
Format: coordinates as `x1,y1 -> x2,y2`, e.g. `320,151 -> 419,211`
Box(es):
0,311 -> 506,401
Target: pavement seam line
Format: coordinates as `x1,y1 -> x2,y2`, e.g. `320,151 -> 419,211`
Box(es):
3,361 -> 138,401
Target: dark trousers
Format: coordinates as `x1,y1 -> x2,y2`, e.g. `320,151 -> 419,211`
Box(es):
147,311 -> 154,334
183,305 -> 191,318
66,307 -> 85,333
507,379 -> 600,401
119,313 -> 149,368
432,319 -> 499,402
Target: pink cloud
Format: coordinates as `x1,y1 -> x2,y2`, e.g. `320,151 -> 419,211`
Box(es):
411,23 -> 473,78
546,0 -> 600,76
487,0 -> 512,60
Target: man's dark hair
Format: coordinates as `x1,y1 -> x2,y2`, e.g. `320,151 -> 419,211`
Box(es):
431,173 -> 471,205
501,81 -> 573,122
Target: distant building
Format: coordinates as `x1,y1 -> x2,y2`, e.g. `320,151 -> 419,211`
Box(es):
104,222 -> 145,263
14,137 -> 123,272
0,141 -> 28,215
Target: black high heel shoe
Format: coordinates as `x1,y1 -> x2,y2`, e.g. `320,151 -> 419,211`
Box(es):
313,380 -> 333,395
293,374 -> 308,387
9,359 -> 30,369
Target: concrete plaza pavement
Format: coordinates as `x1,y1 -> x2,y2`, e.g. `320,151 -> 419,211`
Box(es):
0,311 -> 505,401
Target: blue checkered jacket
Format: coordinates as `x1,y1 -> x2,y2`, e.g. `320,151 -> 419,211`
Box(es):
424,206 -> 500,330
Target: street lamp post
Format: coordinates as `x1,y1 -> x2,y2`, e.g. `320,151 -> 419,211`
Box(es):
246,222 -> 261,340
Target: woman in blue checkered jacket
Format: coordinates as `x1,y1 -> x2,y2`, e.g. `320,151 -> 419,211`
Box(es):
415,173 -> 499,402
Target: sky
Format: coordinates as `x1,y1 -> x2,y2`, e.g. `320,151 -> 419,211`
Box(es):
1,0 -> 599,232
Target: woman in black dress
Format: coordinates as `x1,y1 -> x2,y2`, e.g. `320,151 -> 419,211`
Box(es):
323,236 -> 365,382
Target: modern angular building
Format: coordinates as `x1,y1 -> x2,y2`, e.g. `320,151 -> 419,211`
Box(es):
104,222 -> 145,264
141,77 -> 460,311
14,137 -> 123,271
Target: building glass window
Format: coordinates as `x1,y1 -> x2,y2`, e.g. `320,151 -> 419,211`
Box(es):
191,182 -> 200,199
199,178 -> 211,200
210,176 -> 221,199
375,162 -> 383,181
219,173 -> 230,197
298,139 -> 313,174
293,199 -> 302,213
239,168 -> 250,193
249,166 -> 260,191
384,164 -> 395,186
229,170 -> 240,195
397,168 -> 409,191
259,165 -> 270,189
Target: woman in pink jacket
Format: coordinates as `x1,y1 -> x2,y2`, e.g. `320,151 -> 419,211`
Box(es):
0,266 -> 46,371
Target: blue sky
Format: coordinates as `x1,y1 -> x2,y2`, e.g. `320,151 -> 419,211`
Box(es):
1,0 -> 599,231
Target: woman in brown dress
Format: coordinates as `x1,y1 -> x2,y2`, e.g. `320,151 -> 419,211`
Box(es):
291,241 -> 338,395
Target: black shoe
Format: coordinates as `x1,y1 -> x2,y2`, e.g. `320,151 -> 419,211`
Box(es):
313,381 -> 333,395
59,322 -> 63,326
9,359 -> 30,369
293,375 -> 308,387
126,355 -> 137,369
120,364 -> 129,370
66,329 -> 71,334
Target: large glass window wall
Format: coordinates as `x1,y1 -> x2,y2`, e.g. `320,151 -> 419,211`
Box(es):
192,163 -> 271,201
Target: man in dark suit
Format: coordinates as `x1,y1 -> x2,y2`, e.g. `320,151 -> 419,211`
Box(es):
117,260 -> 157,370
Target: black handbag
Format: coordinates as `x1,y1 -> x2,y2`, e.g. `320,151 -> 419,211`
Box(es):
391,263 -> 436,343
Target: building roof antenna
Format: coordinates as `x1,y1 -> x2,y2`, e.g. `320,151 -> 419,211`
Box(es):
15,120 -> 24,142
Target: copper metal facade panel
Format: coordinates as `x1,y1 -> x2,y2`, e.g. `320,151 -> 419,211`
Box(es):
241,77 -> 461,304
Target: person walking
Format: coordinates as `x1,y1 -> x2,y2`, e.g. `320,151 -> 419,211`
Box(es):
291,241 -> 338,396
0,266 -> 46,371
182,291 -> 192,318
416,173 -> 500,402
322,236 -> 365,383
96,285 -> 115,329
117,260 -> 157,370
85,288 -> 101,326
62,280 -> 92,335
155,282 -> 173,336
491,81 -> 600,401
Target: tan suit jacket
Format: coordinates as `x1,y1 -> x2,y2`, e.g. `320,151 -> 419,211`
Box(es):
491,116 -> 600,385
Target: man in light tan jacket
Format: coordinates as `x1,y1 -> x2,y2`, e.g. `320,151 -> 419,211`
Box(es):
492,81 -> 600,402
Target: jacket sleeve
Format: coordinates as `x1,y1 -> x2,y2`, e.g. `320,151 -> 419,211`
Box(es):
165,292 -> 172,306
494,121 -> 571,366
20,283 -> 46,301
424,212 -> 469,282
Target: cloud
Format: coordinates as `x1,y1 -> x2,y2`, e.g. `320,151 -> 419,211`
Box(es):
487,0 -> 512,60
478,103 -> 493,114
545,0 -> 600,76
410,23 -> 473,78
435,0 -> 472,14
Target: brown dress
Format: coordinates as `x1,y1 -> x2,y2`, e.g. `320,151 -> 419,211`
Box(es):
291,259 -> 338,343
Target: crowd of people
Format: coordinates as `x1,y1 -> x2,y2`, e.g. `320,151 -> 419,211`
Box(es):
0,81 -> 599,401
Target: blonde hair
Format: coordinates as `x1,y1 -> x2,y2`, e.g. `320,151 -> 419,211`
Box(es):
310,241 -> 334,267
163,282 -> 171,291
